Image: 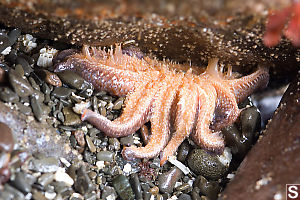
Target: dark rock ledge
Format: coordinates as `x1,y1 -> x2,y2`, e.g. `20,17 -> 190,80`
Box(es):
220,71 -> 300,200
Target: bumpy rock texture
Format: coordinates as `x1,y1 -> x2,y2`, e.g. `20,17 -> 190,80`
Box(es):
220,72 -> 300,199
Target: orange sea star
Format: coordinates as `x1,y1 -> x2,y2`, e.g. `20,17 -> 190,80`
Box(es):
55,45 -> 269,165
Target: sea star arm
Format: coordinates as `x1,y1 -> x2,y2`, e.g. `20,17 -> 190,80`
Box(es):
81,77 -> 167,137
226,65 -> 269,103
160,80 -> 199,165
122,74 -> 183,160
192,85 -> 225,152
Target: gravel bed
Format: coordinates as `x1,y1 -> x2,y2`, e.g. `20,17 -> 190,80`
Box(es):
0,25 -> 265,200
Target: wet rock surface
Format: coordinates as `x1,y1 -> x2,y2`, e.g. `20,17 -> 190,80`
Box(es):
0,101 -> 80,162
220,72 -> 300,199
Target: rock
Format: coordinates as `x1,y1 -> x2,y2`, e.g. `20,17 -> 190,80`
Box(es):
8,69 -> 34,97
194,176 -> 220,200
220,73 -> 300,199
62,107 -> 81,126
0,87 -> 19,103
28,157 -> 60,173
130,173 -> 143,200
36,69 -> 62,87
56,70 -> 87,90
85,135 -> 96,153
187,149 -> 229,180
96,151 -> 114,162
51,86 -> 74,99
0,32 -> 11,53
158,167 -> 183,193
74,166 -> 95,194
112,174 -> 135,200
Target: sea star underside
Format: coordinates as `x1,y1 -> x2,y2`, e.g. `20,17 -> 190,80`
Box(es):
55,45 -> 269,165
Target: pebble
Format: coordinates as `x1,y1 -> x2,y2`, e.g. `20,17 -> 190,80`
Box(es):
0,87 -> 19,103
32,190 -> 48,200
109,138 -> 121,151
177,141 -> 190,162
51,87 -> 74,99
120,135 -> 134,146
54,167 -> 74,186
175,183 -> 192,193
37,173 -> 55,187
130,173 -> 143,200
62,107 -> 81,126
158,167 -> 183,193
0,67 -> 5,82
8,28 -> 21,45
194,176 -> 220,200
3,184 -> 25,199
88,171 -> 97,180
96,151 -> 114,162
0,122 -> 14,152
30,95 -> 44,122
178,194 -> 192,200
41,83 -> 51,95
10,171 -> 36,193
16,102 -> 32,115
28,157 -> 60,173
187,149 -> 228,180
101,186 -> 117,200
113,97 -> 124,110
57,70 -> 87,90
74,166 -> 95,194
28,77 -> 40,91
16,57 -> 33,76
112,174 -> 135,200
73,129 -> 86,147
0,32 -> 11,53
14,64 -> 25,77
240,106 -> 261,138
85,135 -> 96,153
36,69 -> 62,87
32,90 -> 45,103
8,69 -> 34,97
52,181 -> 73,198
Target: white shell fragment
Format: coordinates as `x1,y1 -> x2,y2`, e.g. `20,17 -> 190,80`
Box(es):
37,47 -> 58,67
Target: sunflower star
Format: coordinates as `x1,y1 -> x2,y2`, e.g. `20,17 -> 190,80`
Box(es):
55,45 -> 269,165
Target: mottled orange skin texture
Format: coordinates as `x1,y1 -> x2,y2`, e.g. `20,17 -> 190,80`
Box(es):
55,45 -> 269,165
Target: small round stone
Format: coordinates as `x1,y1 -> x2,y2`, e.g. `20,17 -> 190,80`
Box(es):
57,70 -> 87,90
37,69 -> 62,87
52,87 -> 74,99
187,149 -> 228,180
8,69 -> 34,97
96,151 -> 114,162
158,167 -> 183,193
